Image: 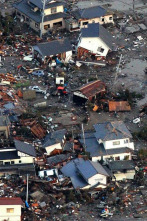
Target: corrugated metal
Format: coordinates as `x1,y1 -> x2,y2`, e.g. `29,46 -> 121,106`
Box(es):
109,101 -> 131,112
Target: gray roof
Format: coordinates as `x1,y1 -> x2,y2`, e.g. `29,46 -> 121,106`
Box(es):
81,23 -> 115,50
0,115 -> 10,126
46,153 -> 71,165
73,6 -> 106,20
63,142 -> 73,152
0,151 -> 20,160
14,140 -> 36,157
42,129 -> 66,148
76,159 -> 109,180
34,39 -> 72,57
94,121 -> 132,141
14,0 -> 66,23
61,158 -> 108,188
109,160 -> 135,171
79,132 -> 132,157
29,0 -> 64,9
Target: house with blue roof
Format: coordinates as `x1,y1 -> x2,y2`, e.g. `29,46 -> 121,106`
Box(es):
14,0 -> 68,34
61,158 -> 109,189
79,121 -> 134,163
77,23 -> 117,58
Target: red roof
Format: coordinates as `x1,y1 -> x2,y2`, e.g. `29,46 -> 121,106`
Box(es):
0,197 -> 23,205
79,80 -> 106,99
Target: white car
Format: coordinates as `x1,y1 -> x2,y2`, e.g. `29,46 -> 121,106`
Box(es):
29,86 -> 46,94
23,55 -> 33,61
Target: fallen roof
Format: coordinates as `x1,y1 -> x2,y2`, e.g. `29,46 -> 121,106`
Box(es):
94,121 -> 132,141
109,101 -> 131,112
46,153 -> 71,165
109,160 -> 135,171
76,80 -> 106,100
34,39 -> 72,57
0,197 -> 23,205
42,129 -> 66,148
14,140 -> 36,157
72,6 -> 106,20
31,123 -> 46,139
81,23 -> 115,50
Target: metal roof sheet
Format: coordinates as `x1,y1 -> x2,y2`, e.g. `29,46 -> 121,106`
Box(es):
109,101 -> 131,112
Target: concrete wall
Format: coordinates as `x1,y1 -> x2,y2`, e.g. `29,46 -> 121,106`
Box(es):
79,14 -> 114,28
78,37 -> 109,57
88,174 -> 107,185
112,170 -> 135,181
103,139 -> 134,150
45,143 -> 62,155
44,5 -> 64,15
0,205 -> 21,221
92,152 -> 132,162
65,51 -> 72,62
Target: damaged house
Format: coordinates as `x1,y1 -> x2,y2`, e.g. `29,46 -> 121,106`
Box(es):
77,23 -> 116,58
42,129 -> 66,156
33,38 -> 72,64
14,0 -> 68,34
73,80 -> 106,104
79,121 -> 134,162
65,6 -> 114,31
61,158 -> 109,189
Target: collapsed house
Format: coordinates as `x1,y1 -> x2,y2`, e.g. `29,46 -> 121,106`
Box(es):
79,121 -> 134,162
77,23 -> 116,58
33,39 -> 72,64
42,129 -> 66,156
14,0 -> 68,34
73,80 -> 106,104
61,158 -> 109,189
65,6 -> 114,31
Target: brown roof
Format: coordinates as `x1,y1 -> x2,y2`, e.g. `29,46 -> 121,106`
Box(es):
78,80 -> 106,99
0,197 -> 23,205
109,101 -> 131,112
31,123 -> 46,139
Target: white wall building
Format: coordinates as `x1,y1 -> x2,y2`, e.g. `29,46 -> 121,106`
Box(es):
0,197 -> 23,221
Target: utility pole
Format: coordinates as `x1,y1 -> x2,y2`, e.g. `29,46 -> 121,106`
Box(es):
133,0 -> 135,13
26,174 -> 29,203
115,54 -> 122,81
40,0 -> 46,38
81,124 -> 86,152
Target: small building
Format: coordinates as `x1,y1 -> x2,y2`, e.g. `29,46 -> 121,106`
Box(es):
0,115 -> 11,138
73,80 -> 106,104
0,197 -> 23,221
42,129 -> 66,156
79,121 -> 134,162
77,23 -> 116,58
0,140 -> 36,175
107,160 -> 135,181
33,39 -> 72,64
65,6 -> 114,31
61,158 -> 109,189
14,0 -> 68,34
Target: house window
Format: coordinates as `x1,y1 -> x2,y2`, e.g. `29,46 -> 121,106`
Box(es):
5,162 -> 10,165
51,7 -> 57,14
44,24 -> 50,30
124,139 -> 129,144
82,21 -> 88,26
113,141 -> 120,145
0,161 -> 3,165
35,23 -> 39,28
97,47 -> 104,53
109,17 -> 113,20
115,156 -> 120,160
17,12 -> 21,16
19,160 -> 21,163
7,208 -> 14,213
92,20 -> 95,23
26,17 -> 29,22
11,161 -> 14,164
101,17 -> 104,22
